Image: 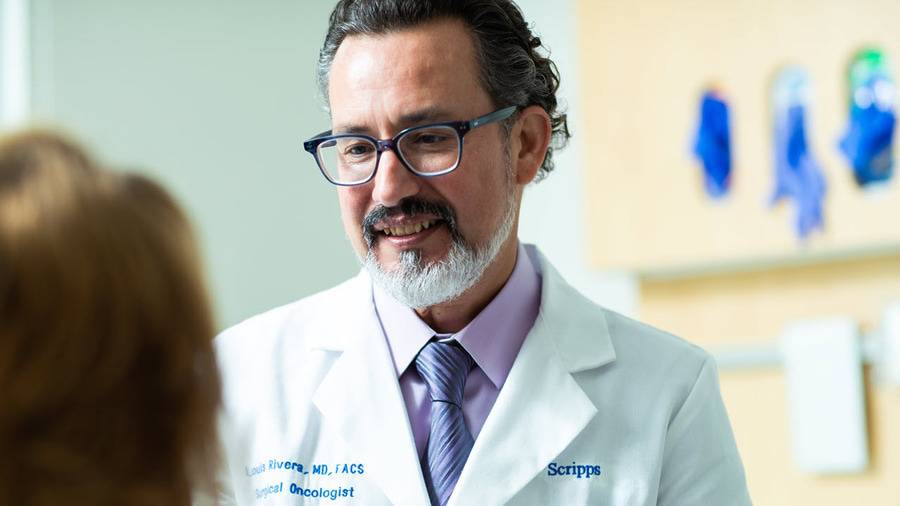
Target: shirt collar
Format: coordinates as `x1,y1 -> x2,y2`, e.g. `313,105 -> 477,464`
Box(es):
373,242 -> 542,389
373,282 -> 435,378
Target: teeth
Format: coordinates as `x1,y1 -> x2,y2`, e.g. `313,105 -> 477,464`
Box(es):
383,220 -> 436,237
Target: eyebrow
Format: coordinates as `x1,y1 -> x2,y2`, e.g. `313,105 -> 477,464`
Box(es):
333,106 -> 454,136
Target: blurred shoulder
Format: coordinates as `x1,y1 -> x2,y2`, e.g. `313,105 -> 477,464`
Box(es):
603,308 -> 711,374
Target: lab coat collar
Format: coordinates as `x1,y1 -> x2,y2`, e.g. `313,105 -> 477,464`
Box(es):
449,245 -> 617,505
310,270 -> 431,505
527,244 -> 616,372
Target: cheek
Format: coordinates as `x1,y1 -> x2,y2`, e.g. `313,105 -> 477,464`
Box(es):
445,171 -> 510,240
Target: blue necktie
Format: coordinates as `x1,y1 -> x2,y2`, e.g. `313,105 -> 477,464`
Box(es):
415,340 -> 476,506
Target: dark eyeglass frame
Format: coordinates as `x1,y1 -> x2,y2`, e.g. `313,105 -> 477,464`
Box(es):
302,106 -> 518,186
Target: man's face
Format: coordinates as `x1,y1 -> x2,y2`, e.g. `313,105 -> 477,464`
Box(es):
327,19 -> 519,304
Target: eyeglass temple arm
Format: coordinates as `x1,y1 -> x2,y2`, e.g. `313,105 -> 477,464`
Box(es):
468,106 -> 518,129
303,130 -> 334,153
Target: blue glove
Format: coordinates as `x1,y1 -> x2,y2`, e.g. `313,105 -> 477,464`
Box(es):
838,74 -> 895,186
693,90 -> 732,198
770,67 -> 827,239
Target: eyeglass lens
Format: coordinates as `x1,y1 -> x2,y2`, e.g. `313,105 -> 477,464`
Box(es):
316,125 -> 460,184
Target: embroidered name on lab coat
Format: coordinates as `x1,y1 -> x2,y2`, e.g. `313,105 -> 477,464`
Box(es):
246,459 -> 365,501
547,462 -> 602,479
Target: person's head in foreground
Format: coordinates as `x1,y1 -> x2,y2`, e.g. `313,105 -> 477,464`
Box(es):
306,0 -> 567,329
0,130 -> 220,505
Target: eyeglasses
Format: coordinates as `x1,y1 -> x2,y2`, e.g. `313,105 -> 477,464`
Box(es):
302,106 -> 518,186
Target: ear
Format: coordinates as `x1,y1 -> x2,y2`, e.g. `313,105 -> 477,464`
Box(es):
510,105 -> 552,185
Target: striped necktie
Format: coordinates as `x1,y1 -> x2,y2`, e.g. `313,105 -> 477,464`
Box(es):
415,340 -> 476,506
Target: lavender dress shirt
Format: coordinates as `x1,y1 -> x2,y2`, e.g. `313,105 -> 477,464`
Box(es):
372,242 -> 542,464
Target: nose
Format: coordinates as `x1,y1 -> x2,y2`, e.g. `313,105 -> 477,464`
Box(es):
371,149 -> 420,207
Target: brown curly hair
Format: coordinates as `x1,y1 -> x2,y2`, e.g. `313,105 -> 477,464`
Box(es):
0,130 -> 220,506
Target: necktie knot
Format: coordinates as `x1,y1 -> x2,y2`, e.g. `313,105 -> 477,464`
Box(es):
415,340 -> 474,408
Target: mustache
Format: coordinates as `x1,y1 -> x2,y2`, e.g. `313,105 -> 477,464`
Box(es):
362,198 -> 459,247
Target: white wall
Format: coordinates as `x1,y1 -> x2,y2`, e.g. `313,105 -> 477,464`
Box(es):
27,0 -> 637,328
1,0 -> 30,126
29,0 -> 359,329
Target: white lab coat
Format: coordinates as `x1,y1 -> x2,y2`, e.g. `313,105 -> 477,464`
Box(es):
212,245 -> 751,505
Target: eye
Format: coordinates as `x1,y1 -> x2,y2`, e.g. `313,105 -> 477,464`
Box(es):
412,133 -> 449,144
341,141 -> 375,157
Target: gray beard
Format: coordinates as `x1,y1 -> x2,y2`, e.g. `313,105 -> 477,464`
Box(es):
364,194 -> 516,309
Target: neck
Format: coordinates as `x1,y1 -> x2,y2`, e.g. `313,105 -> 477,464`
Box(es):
415,237 -> 519,333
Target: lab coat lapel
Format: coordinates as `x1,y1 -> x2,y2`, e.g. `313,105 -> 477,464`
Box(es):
449,250 -> 616,506
311,272 -> 430,506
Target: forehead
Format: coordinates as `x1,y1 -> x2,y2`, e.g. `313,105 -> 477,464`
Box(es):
327,18 -> 492,130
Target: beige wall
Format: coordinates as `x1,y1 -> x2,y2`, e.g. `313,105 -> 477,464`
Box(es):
641,256 -> 900,504
579,0 -> 900,275
578,0 -> 900,503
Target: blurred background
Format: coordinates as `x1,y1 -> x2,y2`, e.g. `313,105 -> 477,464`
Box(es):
2,0 -> 898,503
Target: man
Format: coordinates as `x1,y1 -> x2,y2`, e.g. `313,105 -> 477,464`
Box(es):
213,1 -> 751,505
